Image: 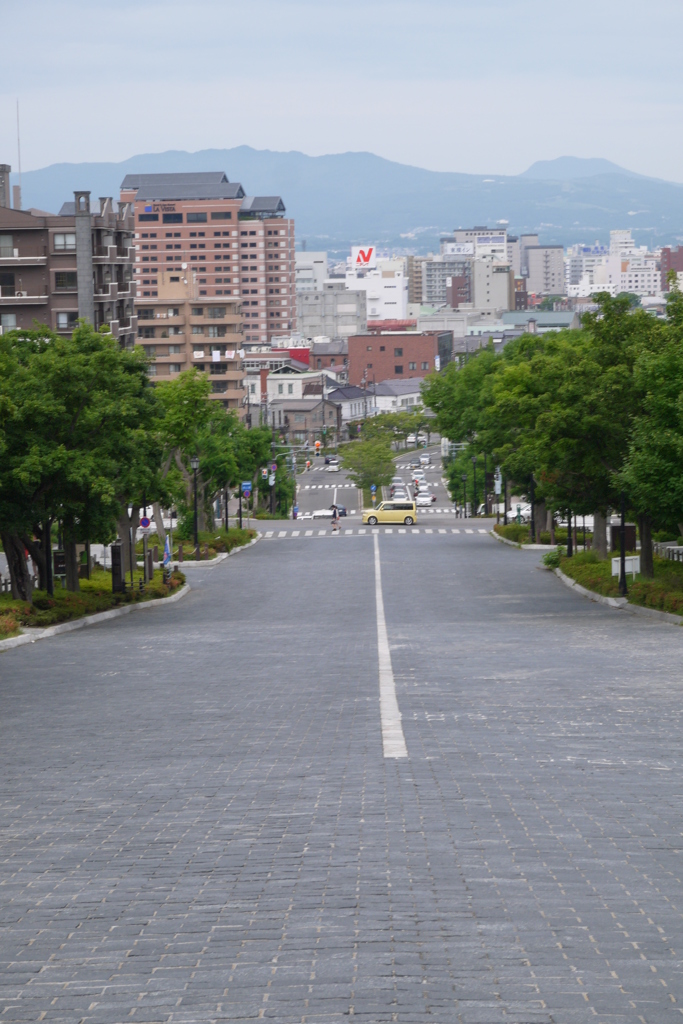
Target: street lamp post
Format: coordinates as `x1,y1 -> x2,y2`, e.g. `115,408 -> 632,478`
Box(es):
190,455 -> 199,558
471,456 -> 477,516
461,474 -> 467,519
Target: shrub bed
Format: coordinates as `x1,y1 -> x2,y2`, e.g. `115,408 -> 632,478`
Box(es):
0,568 -> 186,638
557,552 -> 683,616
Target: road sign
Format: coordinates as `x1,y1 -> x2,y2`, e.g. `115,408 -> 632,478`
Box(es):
371,484 -> 376,492
140,516 -> 151,529
268,473 -> 275,486
271,463 -> 277,473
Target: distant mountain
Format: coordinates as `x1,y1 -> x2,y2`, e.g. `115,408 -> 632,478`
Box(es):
520,156 -> 646,180
12,147 -> 683,254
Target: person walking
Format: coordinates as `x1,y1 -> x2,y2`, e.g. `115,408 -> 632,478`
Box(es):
331,505 -> 339,533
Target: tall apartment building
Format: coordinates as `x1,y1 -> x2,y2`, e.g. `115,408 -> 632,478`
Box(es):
120,172 -> 295,351
136,272 -> 244,412
0,189 -> 136,345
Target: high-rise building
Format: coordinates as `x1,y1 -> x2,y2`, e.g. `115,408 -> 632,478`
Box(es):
0,190 -> 136,346
120,172 -> 296,351
525,245 -> 565,296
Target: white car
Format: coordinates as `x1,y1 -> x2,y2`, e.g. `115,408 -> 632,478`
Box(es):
312,508 -> 334,519
327,463 -> 340,473
419,453 -> 431,466
416,493 -> 433,507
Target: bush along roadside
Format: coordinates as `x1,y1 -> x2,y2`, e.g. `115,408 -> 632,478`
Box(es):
549,550 -> 683,617
137,527 -> 256,561
0,568 -> 186,640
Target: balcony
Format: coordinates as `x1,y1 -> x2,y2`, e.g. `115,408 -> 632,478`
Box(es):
0,248 -> 47,265
0,288 -> 48,305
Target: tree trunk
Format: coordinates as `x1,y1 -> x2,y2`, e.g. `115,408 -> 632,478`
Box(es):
117,505 -> 140,584
639,513 -> 654,578
549,511 -> 556,545
152,502 -> 166,543
534,501 -> 545,543
572,517 -> 578,552
64,539 -> 80,592
23,530 -> 47,592
1,532 -> 34,602
593,512 -> 607,559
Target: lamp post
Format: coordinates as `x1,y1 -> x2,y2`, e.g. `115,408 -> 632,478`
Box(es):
461,474 -> 467,519
619,490 -> 628,596
471,456 -> 477,516
190,455 -> 199,557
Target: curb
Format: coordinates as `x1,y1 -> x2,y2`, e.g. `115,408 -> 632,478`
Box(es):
489,529 -> 557,551
0,583 -> 191,654
167,533 -> 260,568
553,568 -> 683,626
489,530 -> 522,549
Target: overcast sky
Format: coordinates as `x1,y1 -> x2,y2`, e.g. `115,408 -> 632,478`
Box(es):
2,0 -> 682,180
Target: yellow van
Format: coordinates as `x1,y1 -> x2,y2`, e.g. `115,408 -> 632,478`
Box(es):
362,500 -> 417,526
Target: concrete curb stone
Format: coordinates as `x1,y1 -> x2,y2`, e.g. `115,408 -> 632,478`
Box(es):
489,529 -> 556,551
170,533 -> 260,568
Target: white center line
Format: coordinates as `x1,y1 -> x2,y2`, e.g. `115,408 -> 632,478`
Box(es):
373,534 -> 408,760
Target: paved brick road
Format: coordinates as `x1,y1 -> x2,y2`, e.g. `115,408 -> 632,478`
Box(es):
1,534 -> 682,1023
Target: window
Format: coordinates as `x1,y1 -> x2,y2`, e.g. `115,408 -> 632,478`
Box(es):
187,212 -> 207,223
147,365 -> 157,376
55,311 -> 77,330
277,383 -> 284,395
1,313 -> 17,328
394,347 -> 403,357
421,361 -> 429,370
211,211 -> 232,220
169,363 -> 181,373
138,214 -> 159,222
366,345 -> 372,351
144,345 -> 156,356
138,326 -> 155,339
209,363 -> 227,374
367,363 -> 373,369
409,362 -> 416,370
287,383 -> 293,394
54,233 -> 76,251
0,234 -> 13,257
379,345 -> 385,351
167,307 -> 179,317
169,345 -> 182,355
192,326 -> 204,335
394,365 -> 403,374
208,325 -> 226,337
162,213 -> 183,224
138,308 -> 154,320
212,381 -> 229,393
55,271 -> 77,290
191,307 -> 204,316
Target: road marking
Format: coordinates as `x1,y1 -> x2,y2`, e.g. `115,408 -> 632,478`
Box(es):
318,529 -> 326,535
478,528 -> 487,533
305,530 -> 313,536
439,529 -> 446,534
372,528 -> 379,534
292,531 -> 300,537
358,528 -> 366,534
385,528 -> 393,533
412,528 -> 419,533
333,485 -> 338,503
398,528 -> 406,534
344,529 -> 353,534
373,534 -> 408,760
465,529 -> 473,534
278,531 -> 287,537
452,528 -> 460,533
425,528 -> 433,534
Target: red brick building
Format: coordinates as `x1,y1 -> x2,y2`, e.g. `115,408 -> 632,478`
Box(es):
661,247 -> 683,292
348,331 -> 452,386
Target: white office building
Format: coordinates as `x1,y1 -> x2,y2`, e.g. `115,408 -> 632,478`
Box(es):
295,251 -> 328,292
345,257 -> 409,320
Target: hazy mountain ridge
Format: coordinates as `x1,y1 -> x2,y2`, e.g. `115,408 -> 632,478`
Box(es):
13,148 -> 683,252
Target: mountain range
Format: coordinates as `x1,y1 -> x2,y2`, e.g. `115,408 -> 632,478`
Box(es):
11,149 -> 683,255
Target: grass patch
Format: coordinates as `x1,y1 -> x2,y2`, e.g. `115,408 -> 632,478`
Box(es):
0,567 -> 186,637
558,552 -> 683,616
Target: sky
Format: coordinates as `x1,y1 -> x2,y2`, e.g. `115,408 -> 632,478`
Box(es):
2,0 -> 683,181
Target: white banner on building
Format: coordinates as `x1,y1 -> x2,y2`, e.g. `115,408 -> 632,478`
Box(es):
351,245 -> 377,269
443,243 -> 474,256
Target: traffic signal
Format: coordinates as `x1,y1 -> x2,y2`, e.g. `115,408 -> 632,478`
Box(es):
261,467 -> 268,479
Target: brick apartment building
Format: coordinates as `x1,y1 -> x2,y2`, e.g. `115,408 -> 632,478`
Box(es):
347,331 -> 452,386
661,246 -> 683,291
0,189 -> 136,345
120,172 -> 295,351
135,272 -> 244,413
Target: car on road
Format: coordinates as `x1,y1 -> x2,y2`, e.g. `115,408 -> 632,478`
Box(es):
392,492 -> 409,502
311,508 -> 334,519
409,457 -> 421,469
324,455 -> 339,465
419,453 -> 431,466
416,493 -> 435,507
362,500 -> 417,526
326,463 -> 340,472
390,478 -> 405,497
330,504 -> 347,517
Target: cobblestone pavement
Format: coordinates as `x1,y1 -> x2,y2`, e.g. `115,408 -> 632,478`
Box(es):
1,534 -> 683,1023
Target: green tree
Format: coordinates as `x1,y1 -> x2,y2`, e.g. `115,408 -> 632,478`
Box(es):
340,438 -> 395,493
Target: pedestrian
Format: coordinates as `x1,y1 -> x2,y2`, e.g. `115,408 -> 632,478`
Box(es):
331,505 -> 339,533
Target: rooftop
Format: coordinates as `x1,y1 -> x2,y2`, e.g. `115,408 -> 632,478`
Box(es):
120,172 -> 245,201
369,378 -> 426,397
240,196 -> 286,217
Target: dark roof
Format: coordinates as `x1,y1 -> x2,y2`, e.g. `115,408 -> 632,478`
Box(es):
369,377 -> 425,397
309,339 -> 348,355
58,201 -> 75,215
240,196 -> 286,215
327,386 -> 368,401
121,171 -> 227,188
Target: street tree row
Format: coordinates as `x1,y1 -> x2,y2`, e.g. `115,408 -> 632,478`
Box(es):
0,323 -> 271,601
421,289 -> 683,574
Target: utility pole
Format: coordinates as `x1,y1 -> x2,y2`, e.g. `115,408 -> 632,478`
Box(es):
619,491 -> 628,596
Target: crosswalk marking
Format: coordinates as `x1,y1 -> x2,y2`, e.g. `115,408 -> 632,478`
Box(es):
358,528 -> 366,534
318,529 -> 326,535
278,530 -> 287,537
425,528 -> 433,534
398,528 -> 406,534
305,530 -> 313,536
452,529 -> 460,533
265,531 -> 274,537
292,530 -> 300,537
385,528 -> 393,533
261,526 -> 491,540
465,529 -> 473,534
344,529 -> 353,534
372,528 -> 379,534
478,528 -> 487,533
439,529 -> 446,534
